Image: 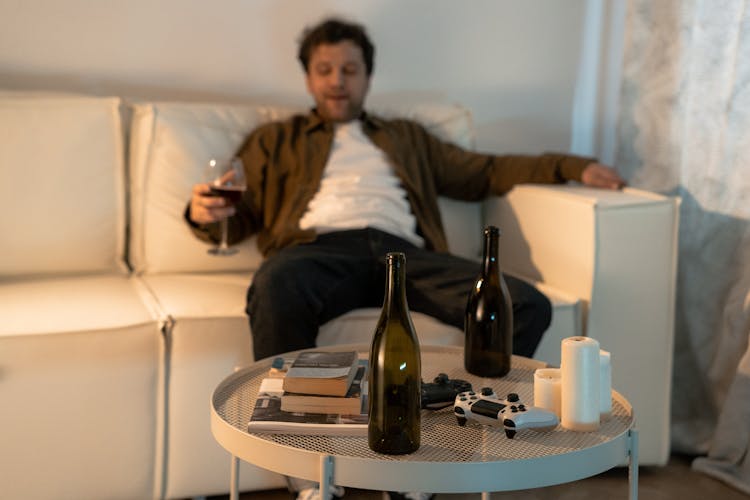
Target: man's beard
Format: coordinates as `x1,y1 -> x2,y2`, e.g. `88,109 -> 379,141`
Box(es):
318,97 -> 363,123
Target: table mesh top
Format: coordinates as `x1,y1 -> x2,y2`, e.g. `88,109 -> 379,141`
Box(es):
213,345 -> 633,463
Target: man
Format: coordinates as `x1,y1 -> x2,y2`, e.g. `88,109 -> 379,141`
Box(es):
187,17 -> 624,500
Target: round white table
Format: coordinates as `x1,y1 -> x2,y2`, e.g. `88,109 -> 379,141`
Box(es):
211,344 -> 638,499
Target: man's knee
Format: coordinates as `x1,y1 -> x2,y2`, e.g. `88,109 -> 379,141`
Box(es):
246,259 -> 305,354
247,256 -> 312,314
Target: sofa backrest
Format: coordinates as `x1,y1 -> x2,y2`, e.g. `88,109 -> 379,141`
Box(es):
0,93 -> 127,277
128,99 -> 483,275
0,91 -> 482,279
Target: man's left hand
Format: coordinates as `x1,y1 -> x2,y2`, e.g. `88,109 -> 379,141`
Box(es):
581,163 -> 626,190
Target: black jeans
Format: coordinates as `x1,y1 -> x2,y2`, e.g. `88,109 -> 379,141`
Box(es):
246,228 -> 551,361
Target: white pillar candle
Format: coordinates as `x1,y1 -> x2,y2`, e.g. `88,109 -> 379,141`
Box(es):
560,336 -> 601,431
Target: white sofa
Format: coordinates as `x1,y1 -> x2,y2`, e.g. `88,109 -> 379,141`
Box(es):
0,92 -> 680,499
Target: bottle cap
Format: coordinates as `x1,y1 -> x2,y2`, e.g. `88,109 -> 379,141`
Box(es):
484,225 -> 501,237
385,252 -> 406,263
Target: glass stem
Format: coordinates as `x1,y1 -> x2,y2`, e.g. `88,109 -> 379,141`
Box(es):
219,218 -> 230,250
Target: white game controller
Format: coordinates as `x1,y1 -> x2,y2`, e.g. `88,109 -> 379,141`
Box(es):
453,388 -> 559,438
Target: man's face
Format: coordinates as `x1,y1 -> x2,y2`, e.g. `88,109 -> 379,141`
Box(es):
305,40 -> 370,123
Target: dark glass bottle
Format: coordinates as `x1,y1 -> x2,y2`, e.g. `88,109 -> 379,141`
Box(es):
464,226 -> 513,377
368,252 -> 421,454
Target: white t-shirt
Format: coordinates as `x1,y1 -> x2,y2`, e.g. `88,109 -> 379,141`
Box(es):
298,120 -> 424,247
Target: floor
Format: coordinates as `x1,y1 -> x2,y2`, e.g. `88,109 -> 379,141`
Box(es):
209,454 -> 748,500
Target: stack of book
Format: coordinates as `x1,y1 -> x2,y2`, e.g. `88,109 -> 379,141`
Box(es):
248,350 -> 368,435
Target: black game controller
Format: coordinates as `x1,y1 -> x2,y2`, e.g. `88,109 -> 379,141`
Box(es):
421,373 -> 473,409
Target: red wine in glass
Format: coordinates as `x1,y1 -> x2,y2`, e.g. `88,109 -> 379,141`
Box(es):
203,156 -> 246,256
208,185 -> 245,205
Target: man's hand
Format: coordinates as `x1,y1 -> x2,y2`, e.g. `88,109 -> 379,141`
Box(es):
189,183 -> 235,225
581,163 -> 626,190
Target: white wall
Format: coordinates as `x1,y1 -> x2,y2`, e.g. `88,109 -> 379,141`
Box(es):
0,0 -> 589,154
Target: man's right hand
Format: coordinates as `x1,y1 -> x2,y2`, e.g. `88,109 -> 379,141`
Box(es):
188,183 -> 236,225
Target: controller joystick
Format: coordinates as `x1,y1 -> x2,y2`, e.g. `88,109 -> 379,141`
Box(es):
453,390 -> 559,438
420,374 -> 473,410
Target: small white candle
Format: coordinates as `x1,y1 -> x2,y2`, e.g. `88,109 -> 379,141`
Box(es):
534,368 -> 562,418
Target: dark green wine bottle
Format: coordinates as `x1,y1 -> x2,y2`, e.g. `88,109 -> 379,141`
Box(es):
368,252 -> 421,454
464,226 -> 513,377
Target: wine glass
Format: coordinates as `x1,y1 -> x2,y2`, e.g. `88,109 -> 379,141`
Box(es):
203,156 -> 246,256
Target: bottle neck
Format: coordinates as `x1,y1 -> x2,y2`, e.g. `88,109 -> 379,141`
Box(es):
384,253 -> 408,314
482,229 -> 500,282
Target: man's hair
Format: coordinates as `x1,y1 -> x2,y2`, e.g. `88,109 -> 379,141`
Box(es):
297,18 -> 375,75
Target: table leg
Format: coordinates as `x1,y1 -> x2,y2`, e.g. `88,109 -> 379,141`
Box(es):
230,454 -> 239,500
319,455 -> 334,500
628,428 -> 639,500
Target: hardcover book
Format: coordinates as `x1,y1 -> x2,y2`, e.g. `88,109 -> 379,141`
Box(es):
282,350 -> 360,396
281,363 -> 366,415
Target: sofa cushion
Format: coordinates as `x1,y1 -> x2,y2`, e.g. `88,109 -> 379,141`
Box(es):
137,272 -> 283,497
128,99 -> 482,275
0,93 -> 126,276
369,96 -> 475,150
129,102 -> 270,274
0,275 -> 161,499
0,275 -> 158,335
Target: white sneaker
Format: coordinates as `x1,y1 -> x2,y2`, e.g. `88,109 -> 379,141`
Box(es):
387,493 -> 436,500
296,484 -> 345,500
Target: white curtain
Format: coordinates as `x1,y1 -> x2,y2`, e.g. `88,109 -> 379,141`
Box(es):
616,0 -> 750,493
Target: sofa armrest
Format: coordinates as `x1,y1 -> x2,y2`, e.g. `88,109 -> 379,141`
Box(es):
483,184 -> 680,465
483,184 -> 679,317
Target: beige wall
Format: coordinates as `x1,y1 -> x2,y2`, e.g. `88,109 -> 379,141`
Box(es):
0,0 -> 589,154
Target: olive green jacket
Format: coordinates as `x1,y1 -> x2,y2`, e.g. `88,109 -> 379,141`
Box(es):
187,110 -> 594,256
